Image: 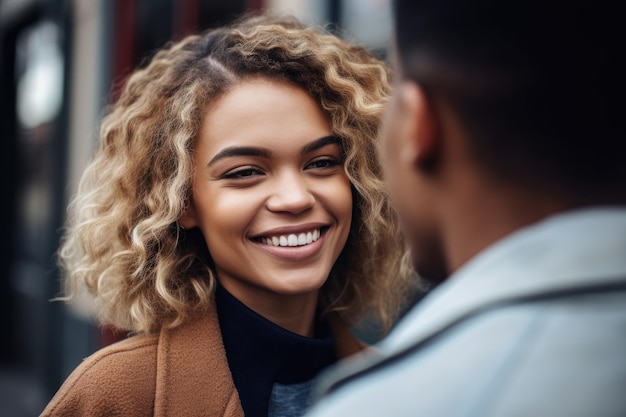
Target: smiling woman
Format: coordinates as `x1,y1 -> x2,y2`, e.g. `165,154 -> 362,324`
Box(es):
41,13 -> 416,417
181,78 -> 353,334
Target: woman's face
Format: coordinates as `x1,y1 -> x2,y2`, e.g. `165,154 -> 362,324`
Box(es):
181,77 -> 352,311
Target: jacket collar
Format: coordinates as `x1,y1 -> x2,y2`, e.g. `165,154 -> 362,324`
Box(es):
153,305 -> 243,417
152,292 -> 365,417
385,207 -> 626,352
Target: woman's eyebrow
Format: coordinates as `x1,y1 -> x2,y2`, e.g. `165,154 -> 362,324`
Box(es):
207,146 -> 272,167
207,135 -> 340,167
302,135 -> 341,155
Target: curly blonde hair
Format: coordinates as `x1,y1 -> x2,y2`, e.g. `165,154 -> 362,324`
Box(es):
58,13 -> 416,334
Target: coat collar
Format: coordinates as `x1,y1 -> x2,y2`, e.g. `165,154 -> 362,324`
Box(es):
152,295 -> 365,416
384,207 -> 626,353
153,305 -> 243,417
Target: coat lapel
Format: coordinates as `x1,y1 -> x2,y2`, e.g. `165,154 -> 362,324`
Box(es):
153,306 -> 244,417
152,305 -> 365,416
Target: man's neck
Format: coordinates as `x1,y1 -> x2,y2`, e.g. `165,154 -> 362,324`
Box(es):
442,180 -> 572,275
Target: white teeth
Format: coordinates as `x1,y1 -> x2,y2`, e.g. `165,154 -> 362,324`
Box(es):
258,228 -> 323,247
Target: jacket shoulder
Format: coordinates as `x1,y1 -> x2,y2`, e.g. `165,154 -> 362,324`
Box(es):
40,333 -> 159,417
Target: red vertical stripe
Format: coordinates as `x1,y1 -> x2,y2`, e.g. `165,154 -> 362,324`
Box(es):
247,0 -> 266,12
177,0 -> 199,38
111,0 -> 135,101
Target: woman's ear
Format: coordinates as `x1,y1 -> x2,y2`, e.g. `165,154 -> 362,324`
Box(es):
398,81 -> 440,172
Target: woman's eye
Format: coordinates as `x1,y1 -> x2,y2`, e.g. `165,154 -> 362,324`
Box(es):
306,158 -> 340,170
222,168 -> 263,179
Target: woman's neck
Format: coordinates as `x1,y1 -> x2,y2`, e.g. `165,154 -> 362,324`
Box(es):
217,279 -> 319,337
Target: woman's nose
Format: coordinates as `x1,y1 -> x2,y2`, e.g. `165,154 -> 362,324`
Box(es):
265,171 -> 315,214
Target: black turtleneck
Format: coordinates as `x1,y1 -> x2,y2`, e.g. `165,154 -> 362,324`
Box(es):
215,285 -> 337,417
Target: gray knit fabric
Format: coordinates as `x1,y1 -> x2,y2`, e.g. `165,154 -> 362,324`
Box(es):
268,379 -> 315,417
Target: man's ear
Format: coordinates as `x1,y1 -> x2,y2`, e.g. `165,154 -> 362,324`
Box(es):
398,81 -> 439,172
178,203 -> 198,229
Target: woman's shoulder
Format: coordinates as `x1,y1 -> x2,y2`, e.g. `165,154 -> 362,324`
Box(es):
40,332 -> 160,417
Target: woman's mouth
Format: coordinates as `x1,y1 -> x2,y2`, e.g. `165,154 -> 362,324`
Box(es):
253,227 -> 327,247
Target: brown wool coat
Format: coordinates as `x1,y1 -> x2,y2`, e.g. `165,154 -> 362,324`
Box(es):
40,304 -> 365,417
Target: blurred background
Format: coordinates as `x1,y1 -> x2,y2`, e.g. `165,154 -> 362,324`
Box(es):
0,0 -> 393,415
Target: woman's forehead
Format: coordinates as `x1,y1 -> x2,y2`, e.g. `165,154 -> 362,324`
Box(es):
196,78 -> 332,160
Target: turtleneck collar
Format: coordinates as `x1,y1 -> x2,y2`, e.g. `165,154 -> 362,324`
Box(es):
215,285 -> 337,417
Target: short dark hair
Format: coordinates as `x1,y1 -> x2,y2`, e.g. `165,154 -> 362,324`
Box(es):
393,0 -> 624,201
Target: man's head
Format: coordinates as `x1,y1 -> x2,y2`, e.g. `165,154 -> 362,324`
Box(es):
381,0 -> 623,281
